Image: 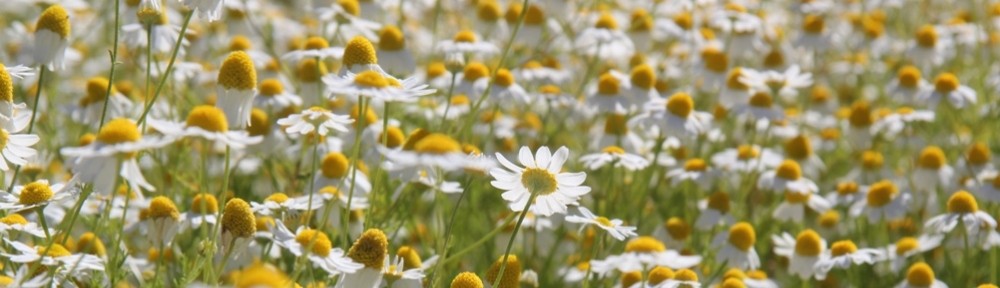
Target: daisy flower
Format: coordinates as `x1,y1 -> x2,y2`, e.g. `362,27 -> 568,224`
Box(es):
122,10 -> 186,55
375,25 -> 416,76
183,193 -> 219,229
578,145 -> 650,171
912,146 -> 954,193
381,132 -> 477,172
339,229 -> 390,288
515,60 -> 571,85
142,196 -> 181,247
772,191 -> 832,222
813,240 -> 883,280
719,67 -> 754,107
592,236 -> 702,273
711,144 -> 782,174
757,160 -> 819,195
666,158 -> 717,188
696,191 -> 735,230
772,229 -> 828,280
180,0 -> 225,21
220,198 -> 256,261
0,213 -> 49,238
587,71 -> 633,113
324,70 -> 425,103
958,142 -> 994,178
318,2 -> 382,41
312,151 -> 371,198
730,91 -> 785,121
574,12 -> 635,62
824,181 -> 868,208
925,191 -> 997,235
254,79 -> 302,110
974,171 -> 1000,203
896,262 -> 948,288
565,206 -> 638,241
147,105 -> 263,149
693,46 -> 729,91
0,123 -> 39,171
281,36 -> 344,63
480,68 -> 530,107
0,180 -> 75,212
490,146 -> 591,216
906,25 -> 951,69
872,107 -> 935,138
250,193 -> 314,216
2,239 -> 104,274
636,92 -> 712,138
216,51 -> 258,129
61,118 -> 170,197
739,65 -> 813,101
69,77 -> 136,127
920,72 -> 976,109
886,66 -> 929,102
794,15 -> 830,52
437,30 -> 499,60
653,217 -> 692,248
849,180 -> 911,222
33,5 -> 71,71
881,235 -> 943,272
269,221 -> 364,275
277,106 -> 353,137
712,222 -> 761,270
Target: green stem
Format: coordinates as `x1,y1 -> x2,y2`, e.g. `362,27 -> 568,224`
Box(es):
98,0 -> 122,129
137,10 -> 194,125
491,189 -> 542,288
438,214 -> 517,266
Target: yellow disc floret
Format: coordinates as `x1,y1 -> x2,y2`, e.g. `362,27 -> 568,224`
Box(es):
321,152 -> 350,179
906,262 -> 935,286
18,181 -> 54,205
867,180 -> 898,207
521,168 -> 557,195
947,190 -> 979,213
933,73 -> 959,93
667,92 -> 694,117
218,51 -> 257,90
343,36 -> 378,67
186,105 -> 229,132
37,5 -> 71,38
222,198 -> 256,238
148,196 -> 180,220
627,236 -> 667,253
775,160 -> 802,180
190,193 -> 219,214
98,118 -> 141,144
728,222 -> 756,251
597,73 -> 620,95
917,146 -> 946,169
451,272 -> 484,288
485,255 -> 521,288
76,232 -> 107,256
830,240 -> 858,257
295,229 -> 333,256
794,229 -> 823,256
378,26 -> 406,51
414,133 -> 462,154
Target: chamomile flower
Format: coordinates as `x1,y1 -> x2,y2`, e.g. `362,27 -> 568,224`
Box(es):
693,46 -> 729,91
515,60 -> 571,85
281,36 -> 344,63
216,51 -> 258,129
277,106 -> 353,137
925,191 -> 997,235
2,240 -> 104,274
61,118 -> 170,197
772,191 -> 832,222
849,180 -> 911,222
592,236 -> 702,273
637,92 -> 712,138
794,15 -> 831,52
33,5 -> 71,71
712,222 -> 761,270
772,229 -> 827,279
882,235 -> 944,272
912,146 -> 954,193
254,79 -> 302,110
897,262 -> 948,288
824,181 -> 868,207
907,25 -> 951,69
376,26 -> 416,76
269,221 -> 363,275
730,91 -> 785,121
438,29 -> 499,61
813,240 -> 882,280
578,145 -> 650,171
711,144 -> 782,174
122,10 -> 186,55
339,228 -> 390,288
312,151 -> 371,197
142,196 -> 181,246
183,193 -> 219,228
0,213 -> 49,238
757,160 -> 818,195
250,193 -> 314,216
974,171 -> 1000,203
490,146 -> 591,216
695,191 -> 735,230
574,12 -> 636,62
381,132 -> 477,172
565,206 -> 638,241
69,77 -> 135,127
873,107 -> 935,137
739,65 -> 813,101
481,69 -> 530,106
653,217 -> 692,248
920,72 -> 976,109
148,105 -> 263,149
318,1 -> 382,41
180,0 -> 226,21
587,71 -> 633,113
666,158 -> 717,187
0,125 -> 38,172
886,66 -> 929,102
220,198 -> 256,261
325,70 -> 426,103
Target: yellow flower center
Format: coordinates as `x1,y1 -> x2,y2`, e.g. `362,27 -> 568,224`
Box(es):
895,237 -> 919,255
867,180 -> 898,207
296,59 -> 327,82
736,145 -> 759,160
84,77 -> 117,104
604,114 -> 628,135
343,36 -> 378,68
859,150 -> 884,169
830,240 -> 858,257
295,229 -> 333,256
675,269 -> 699,282
647,266 -> 675,285
97,118 -> 141,145
897,66 -> 921,88
186,105 -> 229,132
305,36 -> 329,50
683,158 -> 707,172
463,62 -> 490,82
836,182 -> 859,195
247,109 -> 270,136
947,190 -> 979,213
0,214 -> 27,225
378,126 -> 405,148
503,3 -> 523,24
622,273 -> 643,288
785,136 -> 812,160
338,0 -> 360,16
37,244 -> 71,258
967,142 -> 991,165
523,5 -> 545,25
674,12 -> 693,30
148,196 -> 180,220
476,1 -> 502,22
229,35 -> 252,51
76,232 -> 106,256
763,49 -> 785,68
906,263 -> 935,286
993,175 -> 1000,190
218,51 -> 257,90
721,278 -> 747,288
426,62 -> 447,78
321,152 -> 349,179
625,236 -> 667,253
775,160 -> 802,180
19,181 -> 54,205
933,73 -> 959,93
810,85 -> 831,103
726,68 -> 748,90
819,211 -> 840,228
597,73 -> 620,95
36,5 -> 71,38
707,191 -> 730,213
749,92 -> 773,108
667,92 -> 694,117
190,193 -> 219,214
728,222 -> 756,251
702,47 -> 728,73
396,246 -> 422,269
595,12 -> 618,30
486,255 -> 521,288
918,146 -> 946,169
378,26 -> 406,51
350,70 -> 388,88
666,217 -> 691,240
848,101 -> 874,127
453,30 -> 478,43
794,229 -> 823,256
521,168 -> 557,195
493,69 -> 515,87
599,146 -> 625,155
258,79 -> 284,96
802,15 -> 825,34
0,64 -> 12,102
915,25 -> 937,48
451,272 -> 484,288
629,64 -> 656,90
222,198 -> 257,238
266,193 -> 290,204
784,191 -> 811,204
348,229 -> 388,268
413,133 -> 461,154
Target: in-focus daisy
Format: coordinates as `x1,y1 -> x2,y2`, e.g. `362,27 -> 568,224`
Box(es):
148,105 -> 263,149
0,180 -> 74,214
142,196 -> 181,247
897,262 -> 948,288
339,229 -> 389,288
2,240 -> 104,274
490,146 -> 591,216
269,220 -> 363,275
849,180 -> 911,222
757,160 -> 818,195
219,198 -> 256,261
61,118 -> 170,197
813,240 -> 882,280
0,122 -> 39,172
712,222 -> 761,270
33,5 -> 71,70
216,51 -> 258,129
578,145 -> 650,171
920,72 -> 976,109
772,229 -> 827,279
925,191 -> 997,236
0,213 -> 49,238
565,206 -> 638,241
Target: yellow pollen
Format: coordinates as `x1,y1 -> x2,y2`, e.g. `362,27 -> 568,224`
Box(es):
749,92 -> 773,107
190,193 -> 219,214
186,105 -> 229,132
602,145 -> 625,155
906,262 -> 935,286
675,269 -> 698,282
503,3 -> 523,24
595,12 -> 618,30
667,92 -> 694,117
353,70 -> 390,88
350,105 -> 378,126
305,36 -> 329,50
933,73 -> 960,93
604,114 -> 628,135
867,180 -> 898,207
848,101 -> 874,127
775,160 -> 802,180
453,30 -> 477,43
967,142 -> 991,165
85,77 -> 117,103
148,196 -> 180,220
0,64 -> 12,102
830,240 -> 858,257
737,145 -> 759,160
702,48 -> 728,73
648,266 -> 675,284
521,168 -> 558,195
819,210 -> 840,228
683,158 -> 707,172
493,69 -> 515,87
665,218 -> 691,240
255,216 -> 274,232
218,51 -> 257,90
728,222 -> 756,251
266,193 -> 290,204
413,133 -> 462,154
463,62 -> 490,82
726,68 -> 749,90
396,246 -> 422,269
426,62 -> 447,78
918,146 -> 947,169
836,182 -> 859,195
343,36 -> 378,67
629,9 -> 653,32
794,229 -> 823,256
247,109 -> 270,136
523,5 -> 545,25
915,25 -> 937,47
296,59 -> 327,82
37,244 -> 71,258
379,126 -> 405,148
802,15 -> 825,34
295,229 -> 333,256
378,26 -> 406,51
947,190 -> 979,213
785,136 -> 813,160
895,237 -> 919,255
0,214 -> 28,225
784,191 -> 811,204
451,272 -> 484,288
707,191 -> 731,213
860,150 -> 884,169
898,66 -> 921,88
477,1 -> 502,22
37,5 -> 71,38
763,49 -> 785,68
19,181 -> 54,205
722,278 -> 746,288
626,236 -> 667,254
597,73 -> 620,95
348,229 -> 389,269
258,79 -> 284,96
338,0 -> 360,16
222,198 -> 257,238
320,152 -> 349,179
97,118 -> 141,144
229,35 -> 252,51
674,12 -> 693,30
76,232 -> 106,256
450,95 -> 470,105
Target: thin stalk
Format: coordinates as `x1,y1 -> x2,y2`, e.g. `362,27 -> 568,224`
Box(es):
341,95 -> 367,243
98,0 -> 122,128
491,189 -> 542,288
137,11 -> 195,125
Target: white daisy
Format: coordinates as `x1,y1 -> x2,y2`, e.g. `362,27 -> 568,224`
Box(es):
881,235 -> 943,272
924,191 -> 997,235
490,146 -> 591,216
61,118 -> 171,197
147,105 -> 263,149
920,72 -> 976,109
772,230 -> 828,280
277,107 -> 353,137
848,180 -> 911,222
813,240 -> 883,280
269,220 -> 364,275
578,145 -> 649,171
565,206 -> 638,241
712,222 -> 761,270
757,160 -> 818,195
0,180 -> 75,212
